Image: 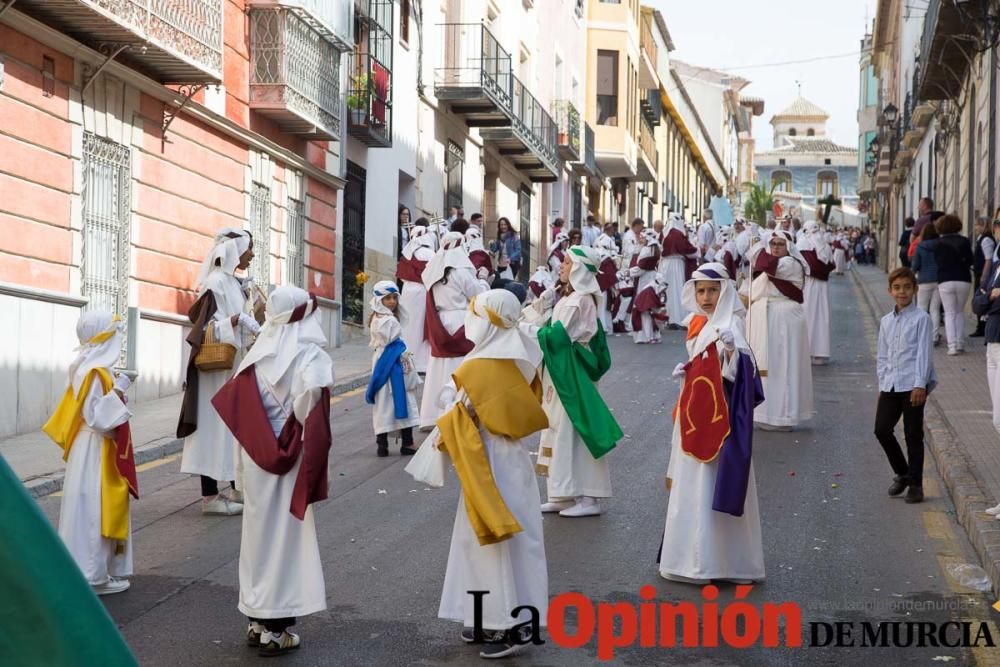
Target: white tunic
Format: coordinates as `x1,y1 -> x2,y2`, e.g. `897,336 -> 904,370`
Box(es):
659,255 -> 689,326
238,352 -> 327,620
181,270 -> 251,482
745,257 -> 815,428
833,244 -> 848,274
538,293 -> 613,499
632,246 -> 661,344
801,240 -> 833,360
400,245 -> 435,373
438,383 -> 549,630
419,269 -> 489,428
370,314 -> 421,435
58,381 -> 132,585
661,335 -> 765,582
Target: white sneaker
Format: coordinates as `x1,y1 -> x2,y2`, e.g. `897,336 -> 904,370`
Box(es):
93,576 -> 130,596
986,503 -> 1000,516
540,499 -> 575,513
202,495 -> 243,515
947,345 -> 958,356
559,497 -> 603,517
219,487 -> 243,503
259,630 -> 300,656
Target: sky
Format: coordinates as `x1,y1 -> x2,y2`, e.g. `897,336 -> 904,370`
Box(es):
649,0 -> 877,151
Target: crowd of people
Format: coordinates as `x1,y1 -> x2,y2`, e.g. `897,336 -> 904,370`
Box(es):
43,207 -> 903,661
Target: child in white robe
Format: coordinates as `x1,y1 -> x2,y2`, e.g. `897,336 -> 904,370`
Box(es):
211,287 -> 334,657
432,289 -> 550,660
366,280 -> 421,457
528,246 -> 624,518
45,311 -> 135,596
660,263 -> 765,585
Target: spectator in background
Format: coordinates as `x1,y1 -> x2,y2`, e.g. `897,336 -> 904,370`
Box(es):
489,217 -> 522,280
913,197 -> 938,237
933,214 -> 974,355
911,223 -> 942,347
899,217 -> 915,268
864,234 -> 877,265
469,213 -> 484,230
604,223 -> 621,254
398,205 -> 412,258
551,218 -> 566,243
583,214 -> 601,247
568,229 -> 583,247
971,216 -> 995,338
972,224 -> 1000,459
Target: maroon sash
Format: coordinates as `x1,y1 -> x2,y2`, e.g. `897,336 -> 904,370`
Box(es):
753,251 -> 804,303
684,257 -> 698,281
424,289 -> 474,357
721,249 -> 736,279
529,280 -> 546,298
630,287 -> 664,332
637,247 -> 660,271
800,249 -> 834,281
469,249 -> 493,274
597,257 -> 618,292
662,229 -> 697,256
396,257 -> 427,283
211,365 -> 331,520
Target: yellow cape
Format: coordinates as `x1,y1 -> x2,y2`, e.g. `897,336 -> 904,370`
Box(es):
43,369 -> 130,541
436,359 -> 548,546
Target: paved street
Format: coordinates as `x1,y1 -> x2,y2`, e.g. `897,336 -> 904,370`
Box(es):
32,275 -> 998,665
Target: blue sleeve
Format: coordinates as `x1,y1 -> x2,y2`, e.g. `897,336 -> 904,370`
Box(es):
911,248 -> 922,272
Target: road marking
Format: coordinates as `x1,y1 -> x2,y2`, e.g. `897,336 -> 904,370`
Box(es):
331,387 -> 365,405
923,510 -> 957,543
136,453 -> 179,472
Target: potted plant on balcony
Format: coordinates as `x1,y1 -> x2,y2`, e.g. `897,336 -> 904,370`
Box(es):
347,72 -> 370,126
553,100 -> 570,145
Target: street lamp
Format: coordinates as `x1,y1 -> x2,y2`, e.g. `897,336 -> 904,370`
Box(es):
882,103 -> 899,126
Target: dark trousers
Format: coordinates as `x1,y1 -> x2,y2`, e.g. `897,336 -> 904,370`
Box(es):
873,391 -> 925,485
249,616 -> 295,633
377,428 -> 414,448
200,476 -> 236,497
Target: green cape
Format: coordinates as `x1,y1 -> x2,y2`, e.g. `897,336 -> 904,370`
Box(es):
537,320 -> 623,459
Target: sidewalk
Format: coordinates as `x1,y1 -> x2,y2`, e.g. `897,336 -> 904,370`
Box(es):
852,265 -> 1000,591
1,339 -> 374,498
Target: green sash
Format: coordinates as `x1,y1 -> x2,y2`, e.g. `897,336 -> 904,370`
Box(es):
537,320 -> 623,459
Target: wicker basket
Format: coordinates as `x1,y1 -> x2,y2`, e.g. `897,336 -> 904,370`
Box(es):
194,321 -> 237,371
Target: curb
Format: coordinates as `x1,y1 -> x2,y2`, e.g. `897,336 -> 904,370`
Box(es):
25,370 -> 373,500
850,268 -> 1000,596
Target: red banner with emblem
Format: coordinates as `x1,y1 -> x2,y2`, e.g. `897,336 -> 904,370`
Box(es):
678,344 -> 731,463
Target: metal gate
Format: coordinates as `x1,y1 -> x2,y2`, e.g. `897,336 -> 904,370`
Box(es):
342,162 -> 367,324
518,186 -> 531,281
286,195 -> 305,287
249,182 -> 272,287
81,132 -> 131,368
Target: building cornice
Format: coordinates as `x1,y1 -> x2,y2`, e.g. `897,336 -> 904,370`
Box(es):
1,8 -> 346,191
664,69 -> 726,190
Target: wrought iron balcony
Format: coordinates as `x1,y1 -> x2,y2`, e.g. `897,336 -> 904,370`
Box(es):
250,7 -> 342,140
249,0 -> 354,52
554,100 -> 581,162
437,23 -> 560,181
917,0 -> 979,100
16,0 -> 224,82
572,121 -> 598,177
640,88 -> 661,126
346,52 -> 392,147
637,118 -> 657,180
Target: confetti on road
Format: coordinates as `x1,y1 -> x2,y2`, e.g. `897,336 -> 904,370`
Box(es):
378,489 -> 387,495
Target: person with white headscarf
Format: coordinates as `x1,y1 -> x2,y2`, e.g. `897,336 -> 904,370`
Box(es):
659,214 -> 699,329
210,286 -> 333,657
396,225 -> 435,373
629,230 -> 664,344
527,264 -> 554,303
797,221 -> 835,364
832,231 -> 849,275
697,211 -> 718,260
528,246 -> 624,517
465,226 -> 494,280
365,281 -> 420,456
742,230 -> 815,430
178,228 -> 262,515
431,290 -> 550,659
593,233 -> 621,333
420,232 -> 490,429
43,311 -> 136,596
548,232 -> 569,279
714,227 -> 739,279
660,264 -> 766,585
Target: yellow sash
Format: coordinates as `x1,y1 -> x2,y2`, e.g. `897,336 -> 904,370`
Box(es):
436,359 -> 548,546
43,369 -> 130,541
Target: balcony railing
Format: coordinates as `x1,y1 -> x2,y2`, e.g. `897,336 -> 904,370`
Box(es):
250,7 -> 342,140
17,0 -> 224,82
437,23 -> 559,181
638,118 -> 657,178
250,0 -> 354,52
347,51 -> 392,147
640,17 -> 657,66
917,0 -> 976,100
555,100 -> 581,161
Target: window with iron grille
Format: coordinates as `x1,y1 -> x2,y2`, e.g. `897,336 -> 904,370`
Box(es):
572,181 -> 583,229
445,140 -> 464,211
286,194 -> 306,288
250,182 -> 272,287
518,186 -> 531,281
81,132 -> 131,368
